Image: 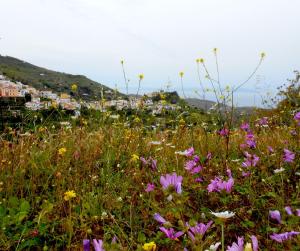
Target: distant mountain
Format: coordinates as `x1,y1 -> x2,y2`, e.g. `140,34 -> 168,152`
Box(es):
185,98 -> 216,110
0,55 -> 121,100
185,97 -> 258,114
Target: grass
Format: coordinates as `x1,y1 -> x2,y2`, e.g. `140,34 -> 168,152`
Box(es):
0,111 -> 299,250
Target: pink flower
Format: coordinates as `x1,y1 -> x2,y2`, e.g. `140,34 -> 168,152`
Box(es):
145,183 -> 155,192
159,227 -> 184,240
240,122 -> 250,132
269,210 -> 281,223
219,128 -> 229,137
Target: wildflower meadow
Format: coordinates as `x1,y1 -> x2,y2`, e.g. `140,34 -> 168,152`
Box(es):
0,98 -> 300,250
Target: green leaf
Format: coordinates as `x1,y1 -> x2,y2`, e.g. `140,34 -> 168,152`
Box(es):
20,200 -> 30,212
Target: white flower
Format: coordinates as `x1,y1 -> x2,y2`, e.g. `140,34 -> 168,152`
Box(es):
101,211 -> 108,219
109,114 -> 120,119
149,141 -> 162,145
205,242 -> 221,251
274,167 -> 285,174
211,211 -> 235,219
175,150 -> 189,155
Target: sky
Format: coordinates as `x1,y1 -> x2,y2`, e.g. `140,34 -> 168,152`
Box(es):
0,0 -> 299,106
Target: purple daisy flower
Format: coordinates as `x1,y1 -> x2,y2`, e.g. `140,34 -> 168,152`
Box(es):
93,239 -> 105,251
251,235 -> 258,251
185,147 -> 195,157
160,173 -> 183,194
294,111 -> 300,125
270,231 -> 300,243
184,160 -> 196,171
227,236 -> 244,251
207,170 -> 234,193
187,221 -> 213,241
269,210 -> 281,223
153,213 -> 167,224
83,239 -> 90,251
159,227 -> 184,240
267,146 -> 274,153
283,149 -> 295,163
285,206 -> 293,215
242,152 -> 259,168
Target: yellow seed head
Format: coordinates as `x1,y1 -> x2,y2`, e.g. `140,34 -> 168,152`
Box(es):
260,52 -> 266,58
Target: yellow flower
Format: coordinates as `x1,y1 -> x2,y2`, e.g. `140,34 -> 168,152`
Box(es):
120,60 -> 124,65
244,243 -> 253,251
142,241 -> 156,251
134,117 -> 141,123
131,154 -> 139,162
179,118 -> 185,124
199,58 -> 204,63
139,74 -> 144,80
196,58 -> 200,64
64,190 -> 76,201
71,84 -> 78,91
213,48 -> 218,53
260,52 -> 266,58
58,147 -> 67,156
179,71 -> 184,77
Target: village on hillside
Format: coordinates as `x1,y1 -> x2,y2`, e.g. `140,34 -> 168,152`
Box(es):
0,74 -> 181,116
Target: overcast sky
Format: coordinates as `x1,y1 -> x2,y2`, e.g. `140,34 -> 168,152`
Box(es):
0,0 -> 299,106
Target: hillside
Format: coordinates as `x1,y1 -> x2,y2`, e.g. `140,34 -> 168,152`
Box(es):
0,55 -> 121,100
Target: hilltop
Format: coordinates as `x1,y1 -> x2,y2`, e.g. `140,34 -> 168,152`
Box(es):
0,55 -> 120,100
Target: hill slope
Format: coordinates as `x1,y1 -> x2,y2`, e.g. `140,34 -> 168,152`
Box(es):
0,55 -> 120,100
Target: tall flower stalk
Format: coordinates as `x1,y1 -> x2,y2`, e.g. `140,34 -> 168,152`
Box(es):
179,71 -> 186,99
136,74 -> 144,98
121,60 -> 129,95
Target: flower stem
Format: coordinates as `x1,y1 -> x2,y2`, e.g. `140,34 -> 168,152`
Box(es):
221,222 -> 224,251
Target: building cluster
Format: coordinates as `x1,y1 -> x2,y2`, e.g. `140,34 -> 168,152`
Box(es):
0,74 -> 180,115
0,75 -> 81,112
